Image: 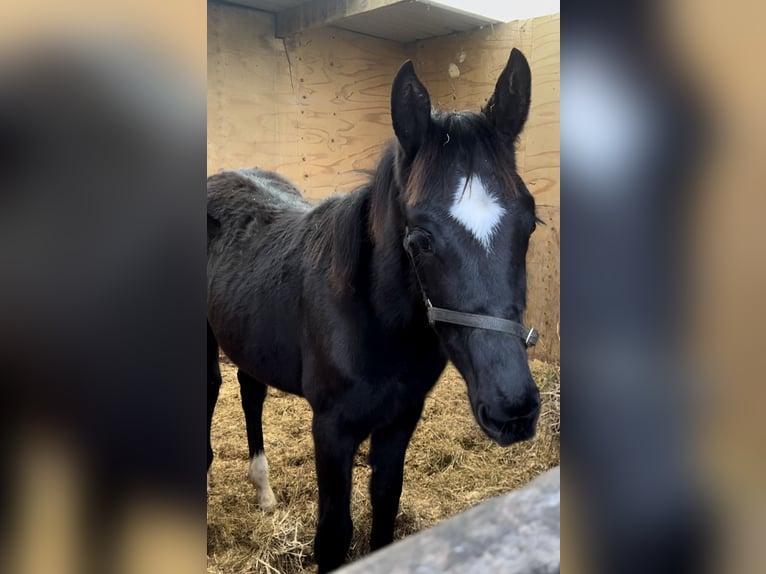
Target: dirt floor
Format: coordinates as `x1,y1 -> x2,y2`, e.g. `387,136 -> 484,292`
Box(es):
207,359 -> 560,574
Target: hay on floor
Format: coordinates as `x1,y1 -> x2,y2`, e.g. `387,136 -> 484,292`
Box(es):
207,359 -> 560,574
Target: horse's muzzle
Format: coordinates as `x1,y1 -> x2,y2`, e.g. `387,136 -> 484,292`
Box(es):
476,400 -> 540,447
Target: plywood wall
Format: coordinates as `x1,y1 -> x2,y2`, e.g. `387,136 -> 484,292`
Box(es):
208,5 -> 297,181
208,2 -> 406,201
207,4 -> 560,361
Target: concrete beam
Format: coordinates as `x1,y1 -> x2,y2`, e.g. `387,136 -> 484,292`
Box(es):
275,0 -> 402,38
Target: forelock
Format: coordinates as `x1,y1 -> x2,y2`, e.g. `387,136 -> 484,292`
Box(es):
404,111 -> 519,206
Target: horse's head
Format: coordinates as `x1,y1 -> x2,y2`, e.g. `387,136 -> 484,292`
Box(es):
392,50 -> 540,446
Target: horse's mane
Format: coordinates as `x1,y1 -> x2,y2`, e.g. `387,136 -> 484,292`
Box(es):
304,143 -> 401,295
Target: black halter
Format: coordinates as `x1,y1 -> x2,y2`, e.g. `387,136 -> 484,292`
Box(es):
403,228 -> 539,347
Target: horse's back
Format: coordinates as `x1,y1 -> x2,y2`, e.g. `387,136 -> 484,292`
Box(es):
207,168 -> 309,242
207,168 -> 308,395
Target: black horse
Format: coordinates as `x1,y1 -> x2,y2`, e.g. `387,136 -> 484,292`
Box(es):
207,48 -> 541,572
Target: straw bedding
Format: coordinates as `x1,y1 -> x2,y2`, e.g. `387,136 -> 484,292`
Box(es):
207,358 -> 560,573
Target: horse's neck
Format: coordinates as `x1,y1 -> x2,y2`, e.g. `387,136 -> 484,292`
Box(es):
344,145 -> 423,329
367,197 -> 420,330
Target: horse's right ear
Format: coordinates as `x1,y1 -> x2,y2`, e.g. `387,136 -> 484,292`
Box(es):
391,60 -> 431,159
484,48 -> 531,142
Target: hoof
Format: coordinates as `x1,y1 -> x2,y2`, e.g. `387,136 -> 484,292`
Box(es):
248,453 -> 277,511
258,488 -> 277,511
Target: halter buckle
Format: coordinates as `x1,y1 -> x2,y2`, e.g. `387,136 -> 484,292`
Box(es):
424,298 -> 435,325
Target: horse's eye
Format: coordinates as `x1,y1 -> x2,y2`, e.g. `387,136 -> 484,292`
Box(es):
531,221 -> 537,234
407,228 -> 433,255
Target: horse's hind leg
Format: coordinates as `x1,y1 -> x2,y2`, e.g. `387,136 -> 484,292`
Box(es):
207,322 -> 222,491
237,370 -> 277,510
368,400 -> 425,551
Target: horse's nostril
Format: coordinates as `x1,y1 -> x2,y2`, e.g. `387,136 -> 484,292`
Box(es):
519,403 -> 540,420
508,403 -> 540,422
479,402 -> 536,426
477,403 -> 504,433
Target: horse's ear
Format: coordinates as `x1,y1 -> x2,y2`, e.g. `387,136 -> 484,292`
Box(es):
391,60 -> 431,159
484,48 -> 531,141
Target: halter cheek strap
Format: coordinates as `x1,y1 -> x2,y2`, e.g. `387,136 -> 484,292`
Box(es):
403,227 -> 539,347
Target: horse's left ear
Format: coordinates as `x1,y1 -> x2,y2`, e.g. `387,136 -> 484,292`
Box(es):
391,60 -> 432,159
484,48 -> 531,141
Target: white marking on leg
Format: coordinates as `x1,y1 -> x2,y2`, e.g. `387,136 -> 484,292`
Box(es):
449,176 -> 506,251
248,453 -> 277,510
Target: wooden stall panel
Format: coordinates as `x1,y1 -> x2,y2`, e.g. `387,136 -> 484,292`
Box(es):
208,2 -> 408,201
284,27 -> 407,201
207,4 -> 299,177
525,206 -> 560,361
523,16 -> 560,209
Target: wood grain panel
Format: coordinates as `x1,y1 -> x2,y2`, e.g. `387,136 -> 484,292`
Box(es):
525,205 -> 560,362
283,25 -> 408,200
524,15 -> 561,209
208,3 -> 407,199
207,4 -> 300,178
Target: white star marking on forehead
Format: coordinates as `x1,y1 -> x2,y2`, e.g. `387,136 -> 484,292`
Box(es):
449,176 -> 506,251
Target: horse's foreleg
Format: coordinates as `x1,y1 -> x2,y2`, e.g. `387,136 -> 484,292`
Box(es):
312,411 -> 359,573
368,400 -> 424,551
237,370 -> 276,510
207,322 -> 222,491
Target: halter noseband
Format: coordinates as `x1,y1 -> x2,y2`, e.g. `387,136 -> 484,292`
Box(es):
403,228 -> 539,347
425,299 -> 539,346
